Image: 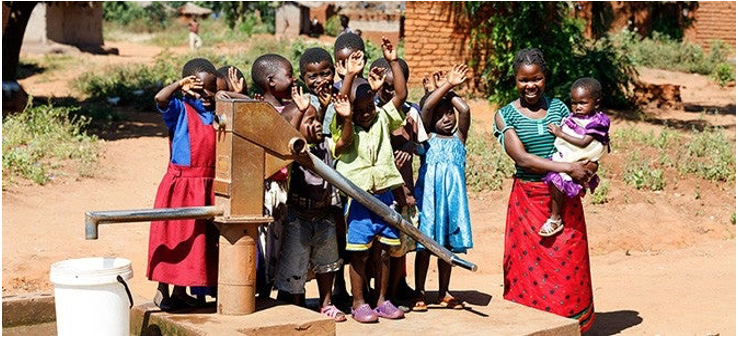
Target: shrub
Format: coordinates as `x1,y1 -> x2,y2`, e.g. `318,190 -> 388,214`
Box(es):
325,15 -> 342,37
2,102 -> 100,186
611,29 -> 733,77
462,2 -> 637,109
711,63 -> 735,87
677,127 -> 735,182
103,1 -> 170,32
465,129 -> 515,192
622,154 -> 666,191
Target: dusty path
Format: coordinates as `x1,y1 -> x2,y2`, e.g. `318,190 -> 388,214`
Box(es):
3,41 -> 736,335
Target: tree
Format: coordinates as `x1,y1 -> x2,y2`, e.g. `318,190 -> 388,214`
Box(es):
3,1 -> 39,81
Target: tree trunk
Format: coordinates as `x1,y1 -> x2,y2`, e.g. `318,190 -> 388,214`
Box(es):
3,1 -> 38,81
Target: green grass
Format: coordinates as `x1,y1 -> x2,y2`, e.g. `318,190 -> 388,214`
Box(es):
677,127 -> 736,182
621,153 -> 666,191
2,102 -> 101,187
588,179 -> 610,205
465,128 -> 515,192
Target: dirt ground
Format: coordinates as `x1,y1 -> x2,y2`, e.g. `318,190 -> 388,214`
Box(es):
3,39 -> 736,336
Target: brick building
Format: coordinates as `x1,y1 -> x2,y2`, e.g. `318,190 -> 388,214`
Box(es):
403,1 -> 736,89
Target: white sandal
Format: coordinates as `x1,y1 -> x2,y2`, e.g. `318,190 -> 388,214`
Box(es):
538,218 -> 564,237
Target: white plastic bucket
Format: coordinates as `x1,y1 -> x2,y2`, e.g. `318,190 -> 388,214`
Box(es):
50,257 -> 133,336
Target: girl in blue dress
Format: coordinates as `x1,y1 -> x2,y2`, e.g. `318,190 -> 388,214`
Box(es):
413,64 -> 473,311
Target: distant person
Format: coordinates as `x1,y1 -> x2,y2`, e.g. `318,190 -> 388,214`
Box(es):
339,15 -> 354,36
188,18 -> 202,51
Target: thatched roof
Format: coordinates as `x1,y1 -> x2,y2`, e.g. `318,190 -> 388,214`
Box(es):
179,2 -> 212,16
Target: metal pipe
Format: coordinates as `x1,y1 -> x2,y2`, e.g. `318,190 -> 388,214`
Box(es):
85,206 -> 222,240
289,139 -> 478,272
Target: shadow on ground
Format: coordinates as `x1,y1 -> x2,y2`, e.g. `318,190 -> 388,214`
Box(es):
31,96 -> 168,141
585,310 -> 643,336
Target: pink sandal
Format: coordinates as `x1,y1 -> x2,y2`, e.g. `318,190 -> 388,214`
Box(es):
320,305 -> 347,322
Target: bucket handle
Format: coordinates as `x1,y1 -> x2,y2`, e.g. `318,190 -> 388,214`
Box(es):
117,275 -> 134,309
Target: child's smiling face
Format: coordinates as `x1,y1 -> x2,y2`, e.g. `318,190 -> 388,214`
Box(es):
352,85 -> 377,129
299,107 -> 324,144
433,100 -> 456,135
302,60 -> 335,94
270,61 -> 294,99
192,71 -> 217,109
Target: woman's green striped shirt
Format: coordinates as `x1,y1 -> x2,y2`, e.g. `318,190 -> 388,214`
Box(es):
493,97 -> 570,181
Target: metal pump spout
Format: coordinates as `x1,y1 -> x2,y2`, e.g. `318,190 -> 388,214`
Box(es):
85,206 -> 223,240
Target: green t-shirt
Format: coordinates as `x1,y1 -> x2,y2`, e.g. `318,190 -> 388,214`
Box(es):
493,97 -> 570,181
330,101 -> 406,192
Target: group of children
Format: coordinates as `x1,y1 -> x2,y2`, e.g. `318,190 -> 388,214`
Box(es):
146,31 -> 609,324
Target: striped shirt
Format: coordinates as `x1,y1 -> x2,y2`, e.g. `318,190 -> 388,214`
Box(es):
493,97 -> 570,181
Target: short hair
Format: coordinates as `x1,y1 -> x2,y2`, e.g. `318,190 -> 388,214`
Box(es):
419,91 -> 452,124
299,47 -> 334,76
513,48 -> 547,73
251,54 -> 292,90
369,58 -> 409,82
350,77 -> 373,102
182,58 -> 216,78
571,77 -> 603,101
334,32 -> 365,54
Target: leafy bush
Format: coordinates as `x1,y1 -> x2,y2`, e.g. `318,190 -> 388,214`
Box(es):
74,58 -> 177,109
2,102 -> 100,186
622,154 -> 666,191
611,29 -> 733,76
677,127 -> 735,182
465,130 -> 515,192
103,1 -> 170,32
462,2 -> 637,108
325,15 -> 342,37
711,63 -> 736,87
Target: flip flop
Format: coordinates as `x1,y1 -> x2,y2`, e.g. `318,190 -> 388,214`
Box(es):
438,296 -> 464,310
412,299 -> 428,312
320,305 -> 347,322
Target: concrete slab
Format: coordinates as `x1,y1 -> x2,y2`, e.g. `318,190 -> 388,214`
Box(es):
130,296 -> 335,336
334,293 -> 579,336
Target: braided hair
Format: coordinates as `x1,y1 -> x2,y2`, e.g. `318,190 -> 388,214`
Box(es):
369,58 -> 409,82
512,48 -> 547,74
299,47 -> 333,76
182,58 -> 216,78
571,77 -> 602,102
251,54 -> 292,90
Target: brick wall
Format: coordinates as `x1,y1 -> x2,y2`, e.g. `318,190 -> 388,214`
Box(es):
684,2 -> 736,50
403,2 -> 473,90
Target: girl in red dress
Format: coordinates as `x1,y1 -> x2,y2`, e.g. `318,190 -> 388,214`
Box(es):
148,58 -> 219,310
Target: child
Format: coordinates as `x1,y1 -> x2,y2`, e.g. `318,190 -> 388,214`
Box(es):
216,65 -> 248,96
331,37 -> 406,323
148,58 -> 219,310
274,88 -> 350,322
540,77 -> 610,237
299,47 -> 338,135
251,54 -> 295,298
333,32 -> 366,83
368,56 -> 428,310
413,64 -> 473,311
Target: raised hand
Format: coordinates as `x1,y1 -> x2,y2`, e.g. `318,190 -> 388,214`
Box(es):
335,59 -> 347,77
291,85 -> 310,112
333,94 -> 351,119
381,36 -> 397,61
422,74 -> 434,93
316,85 -> 332,108
447,64 -> 468,87
228,67 -> 245,93
432,70 -> 444,90
346,50 -> 365,76
179,75 -> 203,97
368,67 -> 387,92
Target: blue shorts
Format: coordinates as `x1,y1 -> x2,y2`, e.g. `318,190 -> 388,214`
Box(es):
345,191 -> 400,251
